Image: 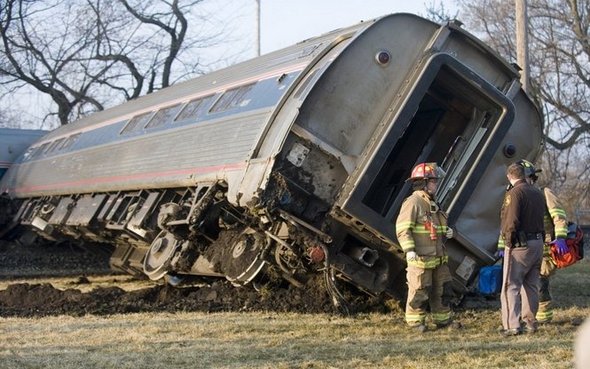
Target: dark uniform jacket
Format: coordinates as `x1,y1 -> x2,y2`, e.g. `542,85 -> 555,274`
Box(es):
500,179 -> 545,248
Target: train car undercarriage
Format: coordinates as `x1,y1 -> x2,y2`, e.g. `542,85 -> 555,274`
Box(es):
0,175 -> 397,310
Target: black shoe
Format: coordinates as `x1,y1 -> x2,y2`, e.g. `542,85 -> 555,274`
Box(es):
523,325 -> 537,334
524,326 -> 537,334
501,328 -> 522,337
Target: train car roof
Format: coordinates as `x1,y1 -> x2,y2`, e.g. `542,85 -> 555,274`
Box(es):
33,12 -> 520,146
38,15 -> 382,142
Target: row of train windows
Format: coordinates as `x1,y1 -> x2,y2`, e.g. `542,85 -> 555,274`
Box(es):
120,83 -> 255,135
22,55 -> 311,160
23,133 -> 81,161
22,82 -> 257,161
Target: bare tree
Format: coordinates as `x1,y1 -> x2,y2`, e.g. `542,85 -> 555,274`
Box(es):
450,0 -> 590,148
0,106 -> 31,128
426,0 -> 590,211
0,0 -> 244,126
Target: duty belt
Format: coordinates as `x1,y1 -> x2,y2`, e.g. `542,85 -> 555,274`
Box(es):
511,231 -> 543,248
525,232 -> 544,240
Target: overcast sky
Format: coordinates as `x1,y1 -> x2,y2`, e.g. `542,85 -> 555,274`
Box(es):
206,0 -> 458,59
257,0 -> 456,53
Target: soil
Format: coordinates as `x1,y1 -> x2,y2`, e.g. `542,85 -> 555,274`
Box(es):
0,239 -> 394,318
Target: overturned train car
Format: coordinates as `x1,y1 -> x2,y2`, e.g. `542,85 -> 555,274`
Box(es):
0,14 -> 543,302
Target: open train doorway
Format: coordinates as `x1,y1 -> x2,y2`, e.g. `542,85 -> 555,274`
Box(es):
338,54 -> 514,242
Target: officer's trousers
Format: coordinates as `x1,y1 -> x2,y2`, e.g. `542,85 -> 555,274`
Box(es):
500,239 -> 543,330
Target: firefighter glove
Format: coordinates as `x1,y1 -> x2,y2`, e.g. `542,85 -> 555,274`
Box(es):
551,238 -> 568,255
406,251 -> 417,262
446,227 -> 454,239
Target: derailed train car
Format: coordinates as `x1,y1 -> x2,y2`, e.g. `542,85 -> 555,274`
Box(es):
0,13 -> 543,303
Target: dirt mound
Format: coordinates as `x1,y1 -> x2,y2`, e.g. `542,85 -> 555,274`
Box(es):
0,237 -> 397,318
0,238 -> 497,318
0,275 -> 393,318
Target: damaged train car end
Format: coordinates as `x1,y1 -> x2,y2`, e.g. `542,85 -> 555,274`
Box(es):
0,13 -> 543,306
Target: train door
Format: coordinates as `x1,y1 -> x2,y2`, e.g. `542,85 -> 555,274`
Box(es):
337,54 -> 515,245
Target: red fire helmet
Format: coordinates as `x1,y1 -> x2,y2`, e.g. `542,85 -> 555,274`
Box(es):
408,162 -> 446,181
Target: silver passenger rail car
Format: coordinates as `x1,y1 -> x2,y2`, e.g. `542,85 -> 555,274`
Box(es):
0,13 -> 543,303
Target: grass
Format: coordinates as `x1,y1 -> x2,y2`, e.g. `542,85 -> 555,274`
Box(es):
1,261 -> 589,369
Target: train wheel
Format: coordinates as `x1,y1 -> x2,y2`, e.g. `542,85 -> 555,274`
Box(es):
221,228 -> 266,285
143,231 -> 180,280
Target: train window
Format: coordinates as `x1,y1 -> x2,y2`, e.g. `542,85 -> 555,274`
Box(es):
59,133 -> 81,151
175,95 -> 213,122
42,141 -> 57,154
144,103 -> 182,129
31,142 -> 49,159
48,138 -> 67,154
209,83 -> 255,113
120,112 -> 153,135
22,147 -> 35,161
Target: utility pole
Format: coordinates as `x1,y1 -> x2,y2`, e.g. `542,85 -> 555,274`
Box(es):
515,0 -> 530,94
256,0 -> 261,56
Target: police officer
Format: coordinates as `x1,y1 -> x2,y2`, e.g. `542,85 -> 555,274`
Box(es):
516,159 -> 569,323
499,162 -> 545,336
395,162 -> 455,332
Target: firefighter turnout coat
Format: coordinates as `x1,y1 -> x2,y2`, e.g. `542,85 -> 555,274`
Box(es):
538,187 -> 568,323
396,190 -> 452,326
542,187 -> 568,247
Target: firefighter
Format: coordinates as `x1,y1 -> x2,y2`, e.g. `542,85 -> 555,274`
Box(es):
517,159 -> 569,323
498,162 -> 545,336
395,162 -> 456,332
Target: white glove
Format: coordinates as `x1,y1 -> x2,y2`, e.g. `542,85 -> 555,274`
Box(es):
406,251 -> 417,261
446,227 -> 454,239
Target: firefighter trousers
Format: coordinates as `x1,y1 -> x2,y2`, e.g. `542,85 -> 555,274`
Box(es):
405,263 -> 452,326
537,256 -> 555,323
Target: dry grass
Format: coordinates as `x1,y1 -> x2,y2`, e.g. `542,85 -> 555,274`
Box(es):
1,261 -> 589,369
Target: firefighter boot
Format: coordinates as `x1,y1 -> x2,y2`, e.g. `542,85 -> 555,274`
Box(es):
537,300 -> 553,323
